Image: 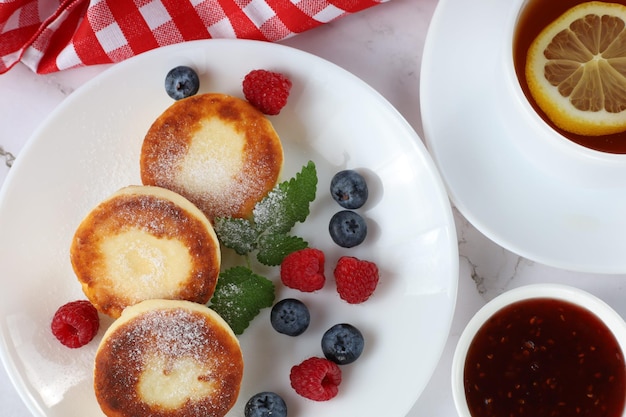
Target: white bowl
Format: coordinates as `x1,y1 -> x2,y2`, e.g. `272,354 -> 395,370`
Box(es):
452,284 -> 626,417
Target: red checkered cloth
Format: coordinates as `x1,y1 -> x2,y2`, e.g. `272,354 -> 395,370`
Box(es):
0,0 -> 387,74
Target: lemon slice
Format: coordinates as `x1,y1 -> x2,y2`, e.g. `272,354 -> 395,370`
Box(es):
526,1 -> 626,136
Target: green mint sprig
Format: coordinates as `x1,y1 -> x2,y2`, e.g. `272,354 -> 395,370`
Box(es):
209,161 -> 317,335
209,266 -> 275,335
214,160 -> 317,266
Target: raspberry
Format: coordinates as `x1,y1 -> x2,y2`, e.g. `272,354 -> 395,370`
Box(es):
280,248 -> 325,292
334,256 -> 379,304
242,69 -> 292,115
290,357 -> 342,401
51,300 -> 100,348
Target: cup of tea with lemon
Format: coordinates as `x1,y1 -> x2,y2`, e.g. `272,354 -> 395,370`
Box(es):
502,0 -> 626,185
517,0 -> 626,152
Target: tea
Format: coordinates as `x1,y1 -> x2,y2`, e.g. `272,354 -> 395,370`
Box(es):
513,0 -> 626,153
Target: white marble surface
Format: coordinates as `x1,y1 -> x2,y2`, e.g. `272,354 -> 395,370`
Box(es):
2,0 -> 626,416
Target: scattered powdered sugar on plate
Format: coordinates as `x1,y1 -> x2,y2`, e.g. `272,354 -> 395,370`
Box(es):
7,313 -> 97,408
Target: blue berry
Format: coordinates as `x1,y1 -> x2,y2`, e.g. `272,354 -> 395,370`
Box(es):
330,170 -> 368,209
328,210 -> 367,248
321,323 -> 365,365
164,66 -> 200,100
244,391 -> 287,417
270,298 -> 310,336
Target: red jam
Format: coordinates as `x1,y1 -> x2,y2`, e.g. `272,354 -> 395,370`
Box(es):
464,298 -> 626,417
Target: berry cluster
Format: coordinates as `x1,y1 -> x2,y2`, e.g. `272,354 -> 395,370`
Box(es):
262,246 -> 378,404
328,170 -> 369,248
280,248 -> 379,304
286,323 -> 365,402
259,170 -> 379,405
163,66 -> 292,116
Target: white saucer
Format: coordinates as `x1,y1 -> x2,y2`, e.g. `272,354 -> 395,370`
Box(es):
421,0 -> 626,274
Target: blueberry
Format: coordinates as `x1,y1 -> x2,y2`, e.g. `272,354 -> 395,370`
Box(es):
244,391 -> 287,417
270,298 -> 310,336
330,170 -> 368,209
321,323 -> 365,365
164,66 -> 200,100
328,210 -> 367,248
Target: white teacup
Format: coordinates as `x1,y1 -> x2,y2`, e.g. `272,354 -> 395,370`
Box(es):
496,0 -> 626,188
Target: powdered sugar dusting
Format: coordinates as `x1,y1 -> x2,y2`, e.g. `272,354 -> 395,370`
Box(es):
174,145 -> 274,220
214,282 -> 244,316
98,306 -> 242,416
175,118 -> 244,196
140,94 -> 283,220
252,188 -> 286,226
124,309 -> 210,358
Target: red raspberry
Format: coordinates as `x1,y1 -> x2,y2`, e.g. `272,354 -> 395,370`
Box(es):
242,69 -> 292,115
334,256 -> 379,304
280,248 -> 325,292
51,300 -> 100,348
290,357 -> 342,401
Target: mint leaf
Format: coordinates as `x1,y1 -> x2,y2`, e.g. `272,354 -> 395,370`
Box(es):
209,266 -> 275,335
213,217 -> 258,255
208,162 -> 317,335
214,161 -> 317,266
257,234 -> 308,266
253,160 -> 318,234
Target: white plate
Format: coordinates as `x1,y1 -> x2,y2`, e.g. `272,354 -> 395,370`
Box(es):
0,40 -> 458,417
421,0 -> 626,274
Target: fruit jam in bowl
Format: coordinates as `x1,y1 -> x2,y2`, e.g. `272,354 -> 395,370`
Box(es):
452,284 -> 626,417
